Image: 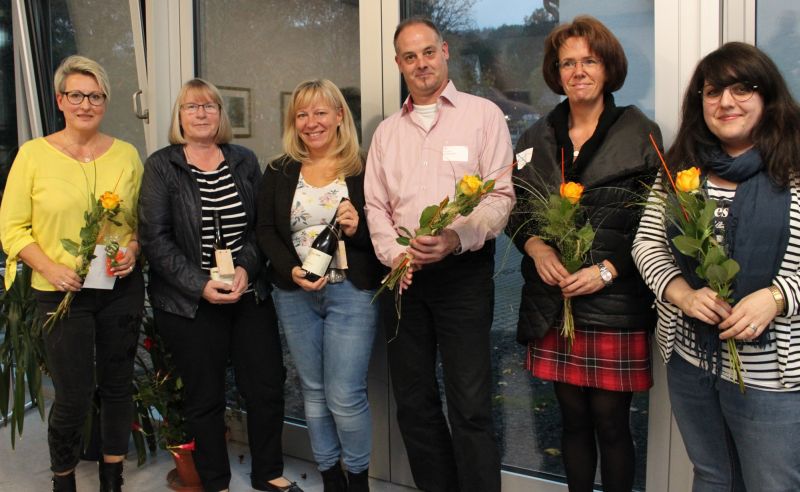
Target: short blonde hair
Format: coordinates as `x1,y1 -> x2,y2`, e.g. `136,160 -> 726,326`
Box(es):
54,55 -> 111,102
168,78 -> 233,145
281,79 -> 362,177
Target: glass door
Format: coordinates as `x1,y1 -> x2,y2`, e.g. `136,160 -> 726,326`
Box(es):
394,1 -> 655,490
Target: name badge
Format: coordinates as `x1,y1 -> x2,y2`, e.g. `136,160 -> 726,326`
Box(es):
442,145 -> 469,162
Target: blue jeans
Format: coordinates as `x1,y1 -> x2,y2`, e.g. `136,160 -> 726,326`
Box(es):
273,280 -> 377,473
667,355 -> 800,492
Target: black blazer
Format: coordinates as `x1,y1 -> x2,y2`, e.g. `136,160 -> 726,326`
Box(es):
256,156 -> 382,291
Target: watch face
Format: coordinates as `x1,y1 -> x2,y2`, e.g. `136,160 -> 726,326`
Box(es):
601,270 -> 612,282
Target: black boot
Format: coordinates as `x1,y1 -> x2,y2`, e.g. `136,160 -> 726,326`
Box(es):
99,461 -> 124,492
347,469 -> 369,492
52,472 -> 76,492
320,463 -> 348,492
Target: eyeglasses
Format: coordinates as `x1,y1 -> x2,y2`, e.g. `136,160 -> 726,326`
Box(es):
699,82 -> 759,103
557,57 -> 602,72
62,91 -> 107,106
180,103 -> 220,114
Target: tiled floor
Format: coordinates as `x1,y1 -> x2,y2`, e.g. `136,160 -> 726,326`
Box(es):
0,403 -> 416,492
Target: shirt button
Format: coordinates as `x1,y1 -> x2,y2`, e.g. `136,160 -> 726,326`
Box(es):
423,161 -> 427,166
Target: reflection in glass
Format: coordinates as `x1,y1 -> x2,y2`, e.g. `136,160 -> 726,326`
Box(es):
756,0 -> 800,100
402,1 -> 653,489
47,0 -> 146,157
196,0 -> 361,423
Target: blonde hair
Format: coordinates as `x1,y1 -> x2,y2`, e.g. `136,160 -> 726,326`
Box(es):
280,79 -> 362,177
54,55 -> 111,102
168,78 -> 233,144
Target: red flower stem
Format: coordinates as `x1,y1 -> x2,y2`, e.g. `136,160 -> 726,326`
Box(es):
112,170 -> 124,193
648,133 -> 689,221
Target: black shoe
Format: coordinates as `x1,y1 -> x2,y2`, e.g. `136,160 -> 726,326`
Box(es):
347,469 -> 369,492
99,461 -> 124,492
251,477 -> 305,492
52,472 -> 76,492
321,463 -> 348,492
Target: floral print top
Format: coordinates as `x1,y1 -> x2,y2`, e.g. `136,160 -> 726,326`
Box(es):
290,173 -> 349,265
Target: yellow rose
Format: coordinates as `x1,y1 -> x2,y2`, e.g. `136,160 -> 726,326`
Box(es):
100,191 -> 121,210
560,181 -> 584,204
675,167 -> 701,193
458,175 -> 483,196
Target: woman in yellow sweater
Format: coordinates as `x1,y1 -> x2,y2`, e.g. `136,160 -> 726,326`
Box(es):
0,55 -> 143,492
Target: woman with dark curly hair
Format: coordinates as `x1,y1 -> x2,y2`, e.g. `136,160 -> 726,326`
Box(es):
634,42 -> 800,490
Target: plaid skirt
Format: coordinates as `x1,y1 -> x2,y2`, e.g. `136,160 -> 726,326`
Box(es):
528,325 -> 653,392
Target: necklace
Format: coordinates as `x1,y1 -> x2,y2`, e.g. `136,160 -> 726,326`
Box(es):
184,145 -> 223,169
573,148 -> 580,158
54,134 -> 98,164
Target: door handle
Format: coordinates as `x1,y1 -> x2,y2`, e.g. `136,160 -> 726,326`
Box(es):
132,89 -> 149,121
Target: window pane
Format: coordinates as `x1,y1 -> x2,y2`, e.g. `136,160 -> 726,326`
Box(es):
196,0 -> 361,422
0,0 -> 14,274
401,1 -> 653,489
756,0 -> 800,100
49,0 -> 146,158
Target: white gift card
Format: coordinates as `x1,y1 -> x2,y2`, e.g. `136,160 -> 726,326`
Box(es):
82,244 -> 121,290
442,145 -> 469,162
516,147 -> 533,169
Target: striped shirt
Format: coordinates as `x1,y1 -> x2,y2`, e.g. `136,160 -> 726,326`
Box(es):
633,173 -> 800,391
189,162 -> 247,271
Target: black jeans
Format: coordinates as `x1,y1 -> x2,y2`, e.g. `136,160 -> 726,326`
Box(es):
35,269 -> 144,473
155,293 -> 286,492
383,249 -> 500,492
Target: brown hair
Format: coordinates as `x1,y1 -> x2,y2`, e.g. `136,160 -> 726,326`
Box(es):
393,17 -> 443,52
542,15 -> 627,95
667,42 -> 800,187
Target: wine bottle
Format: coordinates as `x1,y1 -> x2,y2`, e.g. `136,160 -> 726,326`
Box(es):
210,209 -> 235,285
302,200 -> 345,281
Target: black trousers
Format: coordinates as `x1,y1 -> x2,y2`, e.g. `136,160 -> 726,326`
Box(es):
383,250 -> 501,492
155,293 -> 286,492
35,269 -> 144,473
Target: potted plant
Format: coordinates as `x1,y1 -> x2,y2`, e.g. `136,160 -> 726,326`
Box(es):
0,265 -> 46,446
132,311 -> 201,491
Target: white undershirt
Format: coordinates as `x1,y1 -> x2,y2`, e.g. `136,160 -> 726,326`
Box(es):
413,103 -> 438,131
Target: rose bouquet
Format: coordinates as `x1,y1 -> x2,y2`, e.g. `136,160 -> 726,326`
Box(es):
647,134 -> 744,392
373,174 -> 496,302
43,178 -> 132,331
514,149 -> 595,347
537,182 -> 594,346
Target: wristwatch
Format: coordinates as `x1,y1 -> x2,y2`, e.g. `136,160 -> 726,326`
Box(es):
597,262 -> 613,286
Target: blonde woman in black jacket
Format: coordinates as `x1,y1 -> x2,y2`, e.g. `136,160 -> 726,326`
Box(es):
138,78 -> 302,492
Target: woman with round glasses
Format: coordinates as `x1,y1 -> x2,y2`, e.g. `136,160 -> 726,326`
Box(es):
0,55 -> 143,491
506,16 -> 661,491
138,78 -> 302,492
634,42 -> 800,490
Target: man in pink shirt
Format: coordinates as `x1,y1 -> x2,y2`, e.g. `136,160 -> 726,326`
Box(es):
364,17 -> 514,492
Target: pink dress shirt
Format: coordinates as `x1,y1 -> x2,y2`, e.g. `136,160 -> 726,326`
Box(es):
365,81 -> 515,267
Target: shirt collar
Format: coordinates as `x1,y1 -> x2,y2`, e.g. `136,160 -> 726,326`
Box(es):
401,80 -> 458,114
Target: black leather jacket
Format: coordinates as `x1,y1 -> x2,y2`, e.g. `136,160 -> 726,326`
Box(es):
507,106 -> 661,343
138,143 -> 267,318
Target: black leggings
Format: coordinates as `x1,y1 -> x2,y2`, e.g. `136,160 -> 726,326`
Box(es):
554,382 -> 635,492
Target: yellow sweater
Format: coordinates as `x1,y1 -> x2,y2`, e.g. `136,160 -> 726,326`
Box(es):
0,137 -> 143,291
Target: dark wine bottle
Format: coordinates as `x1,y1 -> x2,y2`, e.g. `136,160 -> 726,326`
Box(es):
210,209 -> 234,285
211,210 -> 227,268
302,199 -> 345,281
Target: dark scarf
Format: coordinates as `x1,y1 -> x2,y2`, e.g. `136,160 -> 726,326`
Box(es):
667,147 -> 790,380
548,93 -> 625,181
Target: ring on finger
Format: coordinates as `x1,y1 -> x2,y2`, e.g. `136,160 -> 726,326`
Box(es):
749,323 -> 758,334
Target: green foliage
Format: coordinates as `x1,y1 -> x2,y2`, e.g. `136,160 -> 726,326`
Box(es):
132,311 -> 188,460
667,188 -> 740,303
0,266 -> 46,448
